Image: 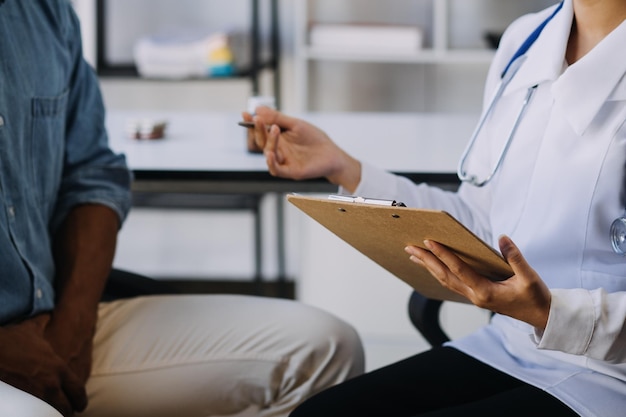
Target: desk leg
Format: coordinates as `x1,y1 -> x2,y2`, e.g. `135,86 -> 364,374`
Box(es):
276,193 -> 289,298
253,197 -> 263,294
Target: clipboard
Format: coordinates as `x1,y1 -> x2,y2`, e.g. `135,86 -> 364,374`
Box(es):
287,194 -> 513,303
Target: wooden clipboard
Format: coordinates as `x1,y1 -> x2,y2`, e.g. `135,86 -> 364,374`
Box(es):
288,194 -> 513,303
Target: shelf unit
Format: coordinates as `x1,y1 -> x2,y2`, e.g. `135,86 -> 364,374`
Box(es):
93,0 -> 288,295
95,0 -> 281,105
294,0 -> 556,112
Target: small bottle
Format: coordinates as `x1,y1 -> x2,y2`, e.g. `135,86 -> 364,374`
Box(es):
246,95 -> 276,153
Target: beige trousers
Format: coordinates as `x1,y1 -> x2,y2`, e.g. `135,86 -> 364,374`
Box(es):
1,294 -> 364,417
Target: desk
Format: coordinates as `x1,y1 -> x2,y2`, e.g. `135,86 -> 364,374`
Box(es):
106,111 -> 476,296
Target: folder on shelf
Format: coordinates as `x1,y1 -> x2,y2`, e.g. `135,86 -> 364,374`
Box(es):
288,194 -> 513,303
309,23 -> 423,53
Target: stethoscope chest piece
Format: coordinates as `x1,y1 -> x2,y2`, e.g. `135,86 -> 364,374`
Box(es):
610,215 -> 626,256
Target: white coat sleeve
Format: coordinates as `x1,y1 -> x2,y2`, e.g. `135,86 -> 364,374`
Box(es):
342,161 -> 494,243
534,288 -> 626,363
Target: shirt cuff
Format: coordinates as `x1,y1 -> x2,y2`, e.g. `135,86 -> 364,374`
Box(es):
345,161 -> 401,199
534,288 -> 596,355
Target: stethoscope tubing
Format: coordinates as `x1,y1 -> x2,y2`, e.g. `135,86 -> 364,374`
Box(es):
457,56 -> 531,187
457,1 -> 564,188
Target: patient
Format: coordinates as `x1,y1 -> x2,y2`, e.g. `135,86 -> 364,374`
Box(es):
0,1 -> 364,416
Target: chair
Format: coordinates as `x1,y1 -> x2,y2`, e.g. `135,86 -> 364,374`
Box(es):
408,290 -> 498,347
101,268 -> 180,302
407,291 -> 450,346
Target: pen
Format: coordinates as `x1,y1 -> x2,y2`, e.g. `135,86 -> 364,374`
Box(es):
238,121 -> 288,133
328,194 -> 406,207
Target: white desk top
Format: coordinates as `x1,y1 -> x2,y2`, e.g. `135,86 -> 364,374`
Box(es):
106,111 -> 477,176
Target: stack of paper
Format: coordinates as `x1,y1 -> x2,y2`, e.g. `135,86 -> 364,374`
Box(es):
309,23 -> 423,53
134,29 -> 249,79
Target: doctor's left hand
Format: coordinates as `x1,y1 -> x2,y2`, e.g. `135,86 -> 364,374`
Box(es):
405,235 -> 552,330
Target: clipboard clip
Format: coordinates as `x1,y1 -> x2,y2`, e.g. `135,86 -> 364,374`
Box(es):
328,194 -> 406,207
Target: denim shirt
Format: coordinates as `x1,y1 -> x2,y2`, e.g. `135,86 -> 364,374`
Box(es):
0,0 -> 132,324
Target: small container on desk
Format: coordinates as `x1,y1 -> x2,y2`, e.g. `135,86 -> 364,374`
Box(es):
246,95 -> 275,153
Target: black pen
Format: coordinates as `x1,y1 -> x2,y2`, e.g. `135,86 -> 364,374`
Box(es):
238,121 -> 288,132
328,194 -> 406,207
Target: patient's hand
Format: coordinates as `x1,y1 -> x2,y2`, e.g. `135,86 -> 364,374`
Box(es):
0,314 -> 87,416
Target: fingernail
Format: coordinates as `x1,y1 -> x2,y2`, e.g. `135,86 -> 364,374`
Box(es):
499,235 -> 514,257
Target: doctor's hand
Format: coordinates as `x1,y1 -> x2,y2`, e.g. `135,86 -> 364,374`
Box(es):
405,235 -> 552,330
242,107 -> 362,192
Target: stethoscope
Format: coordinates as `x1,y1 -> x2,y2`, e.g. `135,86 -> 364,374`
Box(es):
457,1 -> 563,187
456,2 -> 626,256
610,182 -> 626,255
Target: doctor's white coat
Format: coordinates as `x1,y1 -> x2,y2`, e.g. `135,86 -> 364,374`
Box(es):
350,1 -> 626,416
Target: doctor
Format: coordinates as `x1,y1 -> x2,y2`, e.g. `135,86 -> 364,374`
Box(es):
246,0 -> 626,416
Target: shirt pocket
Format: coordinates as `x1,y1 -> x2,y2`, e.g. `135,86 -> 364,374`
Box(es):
31,90 -> 68,210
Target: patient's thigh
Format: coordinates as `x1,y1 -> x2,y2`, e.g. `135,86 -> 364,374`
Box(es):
82,294 -> 357,417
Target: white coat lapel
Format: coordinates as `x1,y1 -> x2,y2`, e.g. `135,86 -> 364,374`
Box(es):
503,1 -> 573,95
551,19 -> 626,136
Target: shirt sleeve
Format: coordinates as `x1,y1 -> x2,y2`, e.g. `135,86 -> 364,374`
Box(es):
50,3 -> 132,233
534,288 -> 626,363
345,162 -> 494,243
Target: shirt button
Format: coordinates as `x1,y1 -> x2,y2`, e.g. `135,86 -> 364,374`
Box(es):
35,288 -> 43,299
0,115 -> 4,127
7,206 -> 15,217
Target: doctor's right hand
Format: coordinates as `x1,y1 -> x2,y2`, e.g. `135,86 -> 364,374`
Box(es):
242,107 -> 362,193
